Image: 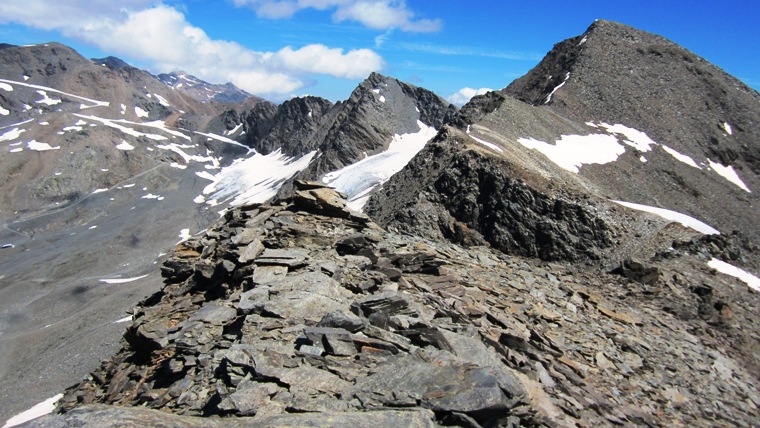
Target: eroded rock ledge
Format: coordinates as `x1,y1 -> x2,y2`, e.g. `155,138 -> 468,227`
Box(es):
40,182 -> 759,427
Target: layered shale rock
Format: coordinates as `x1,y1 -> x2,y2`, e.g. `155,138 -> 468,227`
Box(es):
46,183 -> 760,427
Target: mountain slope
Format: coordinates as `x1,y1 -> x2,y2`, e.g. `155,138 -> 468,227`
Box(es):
367,20 -> 760,261
503,20 -> 760,242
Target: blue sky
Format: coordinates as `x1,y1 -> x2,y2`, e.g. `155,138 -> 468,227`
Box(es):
1,1 -> 758,104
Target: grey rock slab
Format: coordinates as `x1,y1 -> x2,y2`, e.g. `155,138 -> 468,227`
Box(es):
238,286 -> 270,314
317,310 -> 366,332
255,409 -> 439,427
237,238 -> 264,264
287,365 -> 352,395
351,291 -> 412,317
229,380 -> 286,416
252,265 -> 288,285
254,248 -> 309,267
231,228 -> 260,246
258,271 -> 353,323
352,357 -> 514,417
188,301 -> 237,325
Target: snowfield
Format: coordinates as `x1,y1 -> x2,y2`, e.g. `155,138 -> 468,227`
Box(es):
707,258 -> 760,292
200,149 -> 317,207
612,200 -> 720,235
321,120 -> 438,211
518,134 -> 625,173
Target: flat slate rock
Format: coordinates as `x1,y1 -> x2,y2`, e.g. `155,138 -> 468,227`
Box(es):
27,405 -> 438,428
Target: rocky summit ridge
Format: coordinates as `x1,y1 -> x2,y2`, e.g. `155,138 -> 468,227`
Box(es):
35,181 -> 759,427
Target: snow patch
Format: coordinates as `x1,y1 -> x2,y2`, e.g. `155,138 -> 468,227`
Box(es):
62,125 -> 82,132
141,194 -> 164,201
113,316 -> 133,324
640,156 -> 647,163
0,106 -> 8,116
178,228 -> 191,243
708,258 -> 760,292
154,94 -> 170,107
2,393 -> 63,427
597,123 -> 658,152
321,121 -> 438,211
545,72 -> 570,104
156,142 -> 218,167
99,275 -> 149,284
35,90 -> 61,106
91,188 -> 108,194
27,140 -> 60,151
0,128 -> 25,142
115,140 -> 134,150
379,95 -> 386,103
708,159 -> 751,192
201,149 -> 316,207
661,145 -> 701,169
612,200 -> 720,235
372,88 -> 380,94
723,122 -> 733,135
169,162 -> 187,170
518,134 -> 625,173
193,195 -> 206,204
0,82 -> 13,91
469,135 -> 504,153
194,131 -> 251,150
225,123 -> 243,136
73,114 -> 169,141
579,36 -> 588,46
134,106 -> 149,118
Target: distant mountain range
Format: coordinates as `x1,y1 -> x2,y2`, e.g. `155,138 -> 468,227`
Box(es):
1,20 -> 759,427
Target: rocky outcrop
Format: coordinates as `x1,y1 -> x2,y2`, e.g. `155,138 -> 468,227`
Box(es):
50,183 -> 760,427
240,96 -> 335,157
366,127 -> 614,261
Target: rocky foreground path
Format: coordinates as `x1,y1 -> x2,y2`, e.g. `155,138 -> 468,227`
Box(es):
30,181 -> 759,427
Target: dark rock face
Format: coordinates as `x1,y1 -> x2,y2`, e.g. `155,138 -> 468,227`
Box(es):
366,127 -> 613,261
50,184 -> 760,427
241,96 -> 335,157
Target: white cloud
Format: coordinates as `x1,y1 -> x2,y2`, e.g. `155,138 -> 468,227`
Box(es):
447,87 -> 492,106
273,44 -> 383,78
235,0 -> 442,32
0,2 -> 383,97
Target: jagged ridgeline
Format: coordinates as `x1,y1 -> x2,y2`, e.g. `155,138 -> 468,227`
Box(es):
6,19 -> 760,428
